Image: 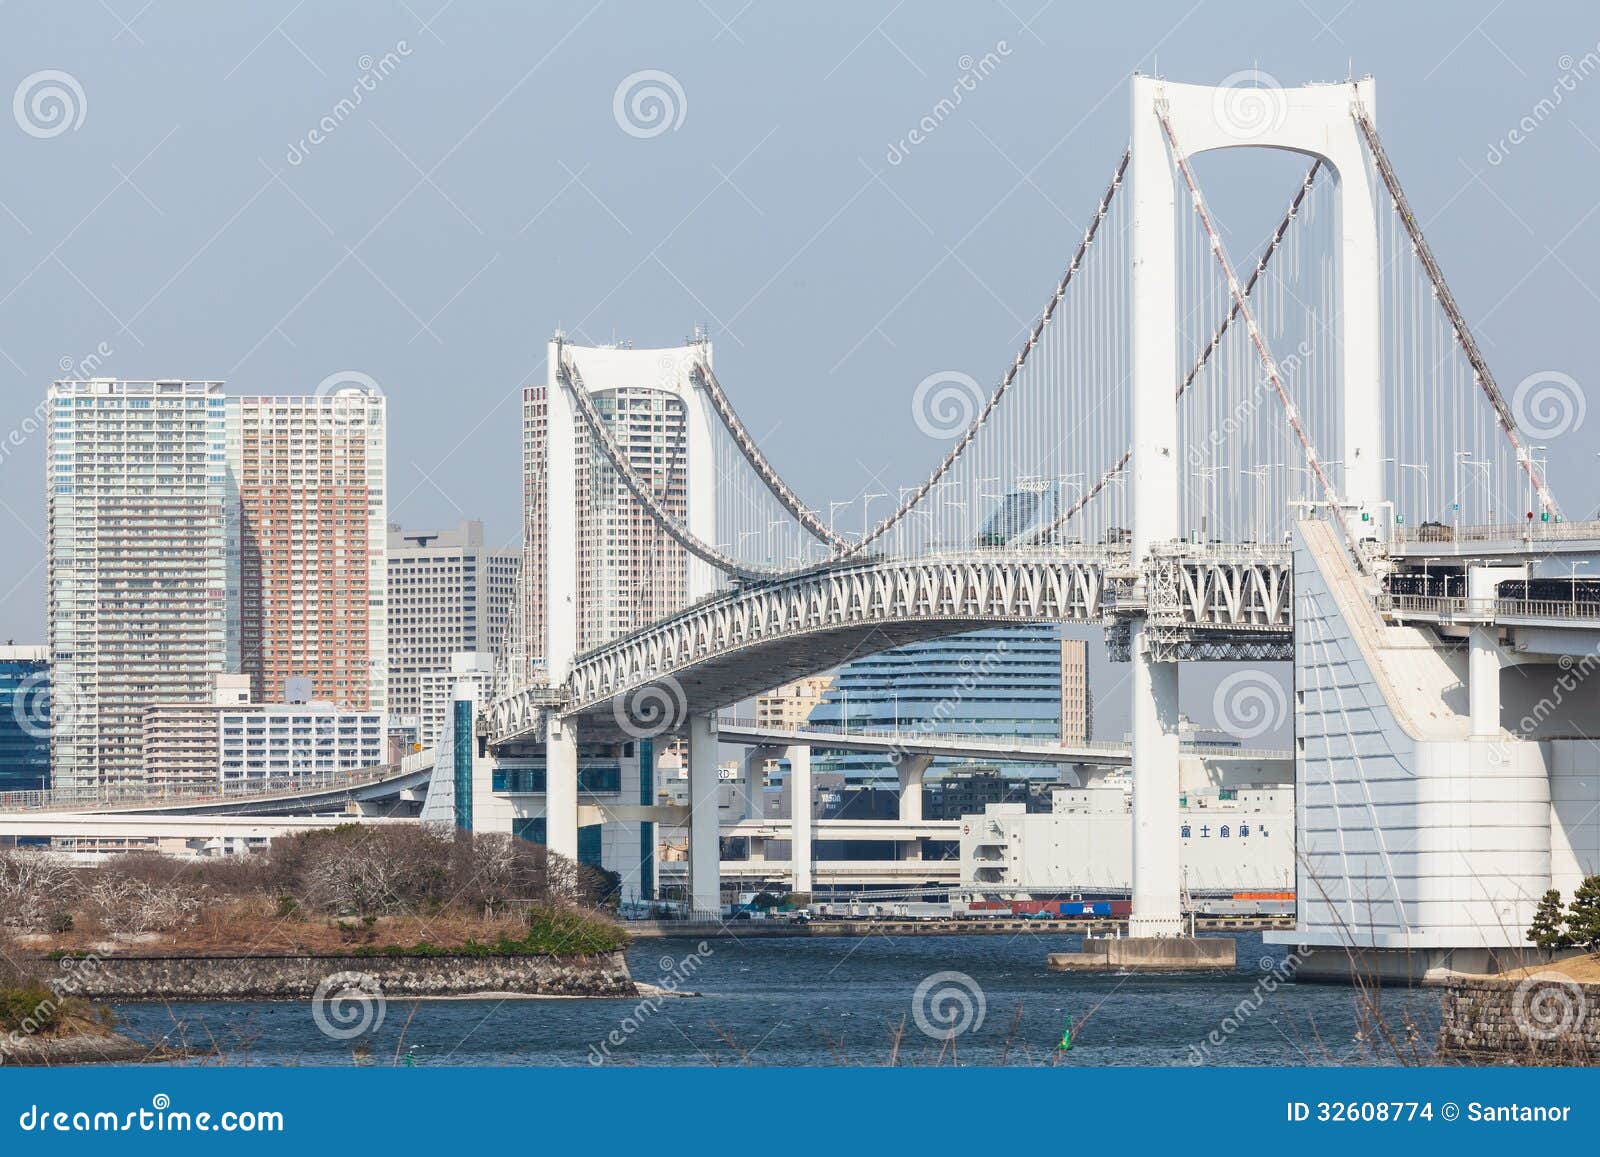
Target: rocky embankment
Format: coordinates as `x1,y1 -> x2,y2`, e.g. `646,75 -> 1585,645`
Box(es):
1436,974 -> 1600,1063
41,950 -> 638,1001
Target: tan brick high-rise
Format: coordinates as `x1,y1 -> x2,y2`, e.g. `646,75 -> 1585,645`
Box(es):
231,391 -> 387,711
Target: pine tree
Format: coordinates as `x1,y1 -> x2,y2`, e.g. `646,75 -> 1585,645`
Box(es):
1526,889 -> 1570,955
1567,875 -> 1600,952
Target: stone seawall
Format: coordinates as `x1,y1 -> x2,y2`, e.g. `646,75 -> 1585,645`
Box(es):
1436,976 -> 1600,1063
42,952 -> 637,1001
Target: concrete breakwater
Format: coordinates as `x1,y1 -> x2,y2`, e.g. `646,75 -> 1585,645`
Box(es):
1436,975 -> 1600,1063
42,952 -> 638,1001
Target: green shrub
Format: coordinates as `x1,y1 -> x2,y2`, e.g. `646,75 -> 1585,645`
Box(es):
0,980 -> 67,1035
346,906 -> 627,958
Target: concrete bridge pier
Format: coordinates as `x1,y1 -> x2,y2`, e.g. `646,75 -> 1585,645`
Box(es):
1129,621 -> 1184,937
687,713 -> 722,916
1467,566 -> 1520,737
786,743 -> 813,895
1468,625 -> 1501,737
740,745 -> 781,821
545,714 -> 579,861
895,753 -> 932,861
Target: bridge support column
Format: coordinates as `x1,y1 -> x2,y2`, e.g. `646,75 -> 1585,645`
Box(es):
1466,567 -> 1517,738
1129,622 -> 1183,936
545,715 -> 579,861
896,753 -> 932,862
687,714 -> 722,917
1468,626 -> 1501,737
741,746 -> 778,821
786,744 -> 813,896
896,754 -> 930,822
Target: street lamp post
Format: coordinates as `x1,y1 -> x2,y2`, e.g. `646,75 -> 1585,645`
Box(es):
1239,466 -> 1269,543
1570,560 -> 1590,617
1394,460 -> 1429,526
828,500 -> 850,540
861,492 -> 886,543
1453,450 -> 1473,528
1193,466 -> 1224,541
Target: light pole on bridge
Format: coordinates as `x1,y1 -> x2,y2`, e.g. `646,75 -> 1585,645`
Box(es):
861,492 -> 886,543
1238,467 -> 1269,544
828,501 -> 850,542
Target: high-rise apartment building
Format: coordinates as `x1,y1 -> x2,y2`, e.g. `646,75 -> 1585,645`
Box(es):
755,676 -> 834,729
46,380 -> 233,794
1060,637 -> 1091,744
230,391 -> 387,712
386,520 -> 519,732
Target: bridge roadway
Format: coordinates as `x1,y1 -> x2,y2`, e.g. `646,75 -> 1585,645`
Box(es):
1388,518 -> 1600,560
716,719 -> 1291,765
0,756 -> 433,816
0,813 -> 416,844
490,526 -> 1600,751
488,545 -> 1295,747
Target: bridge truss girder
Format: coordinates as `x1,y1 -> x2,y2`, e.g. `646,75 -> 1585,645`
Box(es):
486,549 -> 1294,748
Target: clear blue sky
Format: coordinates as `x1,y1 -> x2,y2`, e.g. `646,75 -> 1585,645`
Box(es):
0,1 -> 1596,687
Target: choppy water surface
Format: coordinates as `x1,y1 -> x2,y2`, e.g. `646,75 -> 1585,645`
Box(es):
111,932 -> 1440,1066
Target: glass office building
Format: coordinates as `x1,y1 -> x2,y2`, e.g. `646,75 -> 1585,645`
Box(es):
805,625 -> 1075,782
0,646 -> 51,794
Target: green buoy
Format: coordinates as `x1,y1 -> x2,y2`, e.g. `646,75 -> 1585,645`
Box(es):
1058,1014 -> 1073,1052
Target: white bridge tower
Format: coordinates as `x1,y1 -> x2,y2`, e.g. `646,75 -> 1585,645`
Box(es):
1128,76 -> 1383,936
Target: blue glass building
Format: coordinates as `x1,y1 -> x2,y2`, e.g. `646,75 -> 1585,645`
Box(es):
806,625 -> 1069,782
0,647 -> 51,794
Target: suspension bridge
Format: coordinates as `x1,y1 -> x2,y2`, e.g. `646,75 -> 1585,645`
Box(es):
453,75 -> 1600,971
